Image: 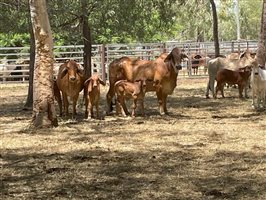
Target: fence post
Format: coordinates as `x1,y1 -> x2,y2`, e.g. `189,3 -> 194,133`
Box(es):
100,44 -> 106,82
231,41 -> 234,52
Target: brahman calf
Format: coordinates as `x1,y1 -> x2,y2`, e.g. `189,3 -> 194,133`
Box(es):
84,74 -> 105,119
114,80 -> 146,117
215,67 -> 251,99
251,65 -> 266,109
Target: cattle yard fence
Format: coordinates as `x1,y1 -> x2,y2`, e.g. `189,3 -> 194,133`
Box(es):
0,40 -> 257,83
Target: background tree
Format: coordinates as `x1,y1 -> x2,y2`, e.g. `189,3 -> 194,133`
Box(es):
29,0 -> 58,128
210,0 -> 220,57
257,0 -> 266,66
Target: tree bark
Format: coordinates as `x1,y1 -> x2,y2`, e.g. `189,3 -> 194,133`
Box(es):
257,0 -> 266,66
81,0 -> 92,79
29,0 -> 58,128
210,0 -> 220,57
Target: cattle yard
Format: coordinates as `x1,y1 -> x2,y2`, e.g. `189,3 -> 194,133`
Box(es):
0,40 -> 258,83
1,77 -> 265,199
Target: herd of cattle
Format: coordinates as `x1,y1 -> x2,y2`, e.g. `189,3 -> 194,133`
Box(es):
53,47 -> 266,119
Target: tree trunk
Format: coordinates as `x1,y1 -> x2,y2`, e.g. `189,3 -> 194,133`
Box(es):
81,0 -> 92,79
29,0 -> 58,128
24,21 -> 35,110
210,0 -> 220,57
257,0 -> 266,66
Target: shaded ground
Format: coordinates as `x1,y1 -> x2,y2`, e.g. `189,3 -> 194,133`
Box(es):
1,77 -> 265,200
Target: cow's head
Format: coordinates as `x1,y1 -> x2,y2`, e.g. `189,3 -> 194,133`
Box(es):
164,47 -> 188,72
84,74 -> 105,92
61,60 -> 84,82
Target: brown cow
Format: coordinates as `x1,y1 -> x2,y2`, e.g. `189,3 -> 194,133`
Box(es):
190,54 -> 206,75
106,47 -> 187,115
114,80 -> 146,117
214,67 -> 251,99
56,60 -> 84,117
84,74 -> 105,119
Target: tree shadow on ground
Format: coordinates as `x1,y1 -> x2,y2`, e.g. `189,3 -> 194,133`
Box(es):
2,146 -> 266,199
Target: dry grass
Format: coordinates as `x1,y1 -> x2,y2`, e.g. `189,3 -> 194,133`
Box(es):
1,78 -> 266,200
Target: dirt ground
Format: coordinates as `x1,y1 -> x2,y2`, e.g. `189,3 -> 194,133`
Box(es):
1,77 -> 265,200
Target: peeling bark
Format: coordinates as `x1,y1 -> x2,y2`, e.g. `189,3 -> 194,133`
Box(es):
257,0 -> 266,66
29,0 -> 58,128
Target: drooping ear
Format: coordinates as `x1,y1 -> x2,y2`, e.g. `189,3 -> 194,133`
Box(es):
84,78 -> 92,92
98,77 -> 106,86
60,67 -> 68,79
181,53 -> 189,61
164,52 -> 175,67
77,64 -> 84,76
240,49 -> 251,58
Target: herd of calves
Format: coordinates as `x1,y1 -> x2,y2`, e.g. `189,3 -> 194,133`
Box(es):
54,50 -> 266,119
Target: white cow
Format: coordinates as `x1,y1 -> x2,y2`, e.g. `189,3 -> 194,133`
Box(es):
0,61 -> 17,82
251,65 -> 266,109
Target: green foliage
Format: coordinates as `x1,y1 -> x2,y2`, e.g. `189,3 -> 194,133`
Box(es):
0,0 -> 262,46
0,33 -> 30,47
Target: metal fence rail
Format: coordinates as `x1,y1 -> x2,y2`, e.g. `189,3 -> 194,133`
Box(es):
0,40 -> 258,83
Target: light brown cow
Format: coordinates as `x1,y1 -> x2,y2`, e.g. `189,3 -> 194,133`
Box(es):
84,74 -> 105,119
56,60 -> 84,117
114,80 -> 147,117
106,47 -> 188,115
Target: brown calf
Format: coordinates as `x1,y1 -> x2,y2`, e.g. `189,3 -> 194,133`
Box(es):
114,80 -> 146,117
215,67 -> 251,99
84,74 -> 105,119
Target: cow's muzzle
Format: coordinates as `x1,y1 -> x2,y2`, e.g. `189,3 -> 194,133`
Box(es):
176,65 -> 182,70
69,76 -> 76,81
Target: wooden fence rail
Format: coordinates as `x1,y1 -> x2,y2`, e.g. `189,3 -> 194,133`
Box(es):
0,40 -> 257,83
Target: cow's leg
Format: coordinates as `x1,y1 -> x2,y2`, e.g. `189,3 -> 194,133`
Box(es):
238,84 -> 244,98
62,93 -> 69,116
121,97 -> 130,116
209,78 -> 216,98
86,99 -> 92,118
116,95 -> 127,117
72,95 -> 79,118
156,91 -> 167,115
214,82 -> 221,99
221,83 -> 225,98
162,94 -> 168,115
131,98 -> 137,117
106,81 -> 115,115
206,80 -> 211,98
244,84 -> 249,98
84,97 -> 88,118
96,101 -> 99,119
251,86 -> 256,108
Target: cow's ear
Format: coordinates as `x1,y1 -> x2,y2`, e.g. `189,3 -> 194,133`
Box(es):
77,64 -> 84,76
99,78 -> 106,86
84,77 -> 91,86
84,78 -> 92,92
164,53 -> 174,67
60,67 -> 68,79
240,49 -> 251,58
